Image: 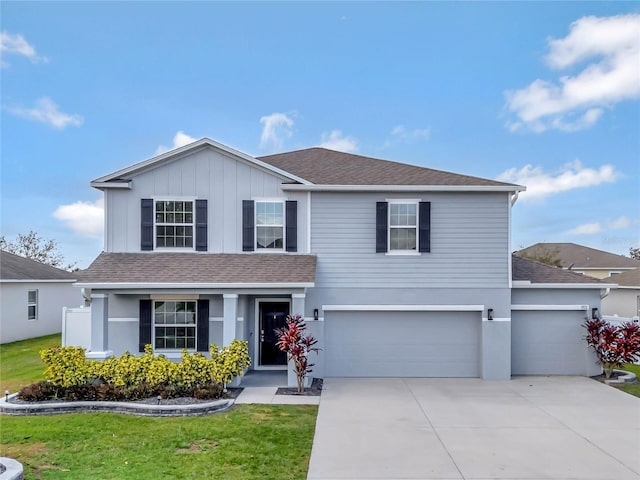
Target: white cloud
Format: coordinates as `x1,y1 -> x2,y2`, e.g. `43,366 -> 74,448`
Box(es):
318,130 -> 358,153
566,223 -> 603,235
496,160 -> 619,201
53,198 -> 104,238
0,31 -> 48,67
504,14 -> 640,132
565,217 -> 638,236
5,97 -> 83,129
155,131 -> 197,155
390,125 -> 431,141
259,112 -> 294,150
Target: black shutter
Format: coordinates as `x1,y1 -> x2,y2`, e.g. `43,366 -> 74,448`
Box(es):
139,299 -> 152,352
195,199 -> 208,251
419,201 -> 431,253
285,200 -> 297,252
376,202 -> 388,253
197,300 -> 209,352
242,200 -> 255,252
141,199 -> 154,251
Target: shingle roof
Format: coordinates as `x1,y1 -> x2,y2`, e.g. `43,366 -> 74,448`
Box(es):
258,147 -> 520,187
604,268 -> 640,287
512,255 -> 606,284
0,251 -> 76,281
77,252 -> 317,285
516,243 -> 640,269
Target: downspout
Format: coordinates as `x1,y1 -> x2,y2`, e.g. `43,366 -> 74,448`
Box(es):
600,288 -> 610,300
510,191 -> 520,206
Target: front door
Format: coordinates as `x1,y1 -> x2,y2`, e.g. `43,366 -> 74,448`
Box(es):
258,301 -> 289,367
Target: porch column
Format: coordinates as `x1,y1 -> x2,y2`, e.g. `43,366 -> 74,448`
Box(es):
481,316 -> 511,380
223,294 -> 238,347
86,293 -> 113,360
292,293 -> 306,319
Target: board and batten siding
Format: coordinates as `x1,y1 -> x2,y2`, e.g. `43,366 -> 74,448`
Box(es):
104,148 -> 307,253
310,191 -> 510,289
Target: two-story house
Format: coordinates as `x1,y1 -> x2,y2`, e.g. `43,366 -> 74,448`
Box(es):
77,138 -> 610,381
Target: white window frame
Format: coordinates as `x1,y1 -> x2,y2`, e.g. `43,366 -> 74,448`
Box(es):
255,199 -> 286,252
386,199 -> 420,255
27,289 -> 38,321
152,300 -> 197,352
154,198 -> 196,251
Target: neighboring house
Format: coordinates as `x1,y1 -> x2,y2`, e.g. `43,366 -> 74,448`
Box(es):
602,269 -> 640,319
76,138 -> 611,381
517,242 -> 640,279
0,251 -> 80,344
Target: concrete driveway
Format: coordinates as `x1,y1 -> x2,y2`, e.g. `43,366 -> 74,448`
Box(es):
307,377 -> 640,480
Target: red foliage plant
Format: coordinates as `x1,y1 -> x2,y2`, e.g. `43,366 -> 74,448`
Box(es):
275,315 -> 320,393
584,318 -> 640,378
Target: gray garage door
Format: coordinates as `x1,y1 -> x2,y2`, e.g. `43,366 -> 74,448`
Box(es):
324,311 -> 481,377
511,310 -> 588,375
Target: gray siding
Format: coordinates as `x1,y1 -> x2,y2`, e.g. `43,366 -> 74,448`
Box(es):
1,282 -> 82,344
105,148 -> 308,253
310,192 -> 510,289
512,288 -> 601,307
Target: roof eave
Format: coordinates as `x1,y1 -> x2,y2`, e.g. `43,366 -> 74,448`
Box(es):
74,281 -> 315,289
281,184 -> 525,192
512,280 -> 617,289
91,138 -> 313,187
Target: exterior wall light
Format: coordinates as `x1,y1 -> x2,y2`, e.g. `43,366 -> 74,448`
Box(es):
313,308 -> 319,321
487,308 -> 494,321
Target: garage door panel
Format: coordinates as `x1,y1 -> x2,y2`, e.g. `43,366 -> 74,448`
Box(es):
325,311 -> 480,377
512,311 -> 587,375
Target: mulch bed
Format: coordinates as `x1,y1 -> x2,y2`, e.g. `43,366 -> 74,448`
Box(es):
275,378 -> 323,396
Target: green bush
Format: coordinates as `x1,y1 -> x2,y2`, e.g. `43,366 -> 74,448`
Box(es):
28,341 -> 251,402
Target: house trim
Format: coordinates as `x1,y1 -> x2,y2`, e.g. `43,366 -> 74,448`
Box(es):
511,304 -> 589,311
74,282 -> 315,289
91,138 -> 312,188
322,304 -> 485,312
0,279 -> 76,284
282,184 -> 525,192
512,281 -> 617,289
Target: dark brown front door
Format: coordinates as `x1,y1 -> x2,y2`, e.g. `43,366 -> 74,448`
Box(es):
259,302 -> 289,366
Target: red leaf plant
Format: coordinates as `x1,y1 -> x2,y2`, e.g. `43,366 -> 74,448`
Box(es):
584,318 -> 640,378
275,315 -> 320,393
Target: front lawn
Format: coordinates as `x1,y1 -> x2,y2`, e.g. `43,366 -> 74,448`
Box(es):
0,405 -> 318,479
0,333 -> 60,394
616,363 -> 640,398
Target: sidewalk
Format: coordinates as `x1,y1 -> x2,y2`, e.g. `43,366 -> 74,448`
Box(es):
235,387 -> 320,405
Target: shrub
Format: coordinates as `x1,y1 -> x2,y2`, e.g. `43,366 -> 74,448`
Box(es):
276,315 -> 319,393
40,346 -> 91,387
210,340 -> 251,385
584,318 -> 640,378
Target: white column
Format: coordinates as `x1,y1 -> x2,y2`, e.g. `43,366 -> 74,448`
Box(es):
291,293 -> 306,319
86,293 -> 113,359
223,294 -> 238,347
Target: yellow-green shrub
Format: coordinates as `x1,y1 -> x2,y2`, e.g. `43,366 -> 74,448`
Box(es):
210,340 -> 251,384
40,346 -> 91,387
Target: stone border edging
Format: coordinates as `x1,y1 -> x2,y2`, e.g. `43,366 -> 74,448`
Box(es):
0,394 -> 233,417
0,457 -> 23,480
605,369 -> 638,385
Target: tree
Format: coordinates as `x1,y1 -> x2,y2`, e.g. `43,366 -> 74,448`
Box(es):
0,230 -> 77,271
518,244 -> 562,267
630,247 -> 640,261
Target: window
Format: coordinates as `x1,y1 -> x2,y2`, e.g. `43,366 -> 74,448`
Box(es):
155,200 -> 193,248
389,202 -> 417,251
28,289 -> 38,320
255,201 -> 284,249
154,301 -> 197,350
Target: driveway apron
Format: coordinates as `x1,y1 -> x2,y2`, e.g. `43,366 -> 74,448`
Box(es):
307,377 -> 640,480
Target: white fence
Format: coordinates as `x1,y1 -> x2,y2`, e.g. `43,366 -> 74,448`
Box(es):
62,306 -> 91,349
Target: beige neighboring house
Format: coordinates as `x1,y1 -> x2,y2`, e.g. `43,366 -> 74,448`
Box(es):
0,251 -> 81,344
602,269 -> 640,319
516,242 -> 640,279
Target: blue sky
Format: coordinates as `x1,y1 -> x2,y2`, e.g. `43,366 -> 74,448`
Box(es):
2,2 -> 639,268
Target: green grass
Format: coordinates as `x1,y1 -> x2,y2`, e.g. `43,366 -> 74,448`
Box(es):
616,363 -> 640,398
0,405 -> 318,479
0,333 -> 60,394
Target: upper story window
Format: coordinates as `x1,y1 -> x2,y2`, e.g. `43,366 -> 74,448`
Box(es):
155,200 -> 194,248
255,201 -> 284,250
389,202 -> 417,251
28,289 -> 38,320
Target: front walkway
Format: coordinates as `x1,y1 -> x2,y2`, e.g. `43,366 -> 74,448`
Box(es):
235,370 -> 320,405
307,377 -> 640,480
